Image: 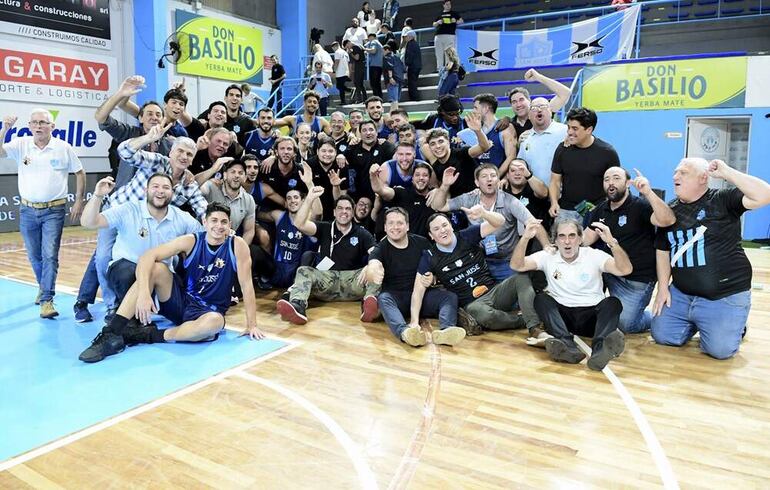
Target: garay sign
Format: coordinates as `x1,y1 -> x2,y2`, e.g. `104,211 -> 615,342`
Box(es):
174,10 -> 264,84
0,42 -> 117,107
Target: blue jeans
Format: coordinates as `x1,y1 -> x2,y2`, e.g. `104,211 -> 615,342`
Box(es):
438,71 -> 458,97
77,252 -> 100,304
95,226 -> 118,309
486,258 -> 516,283
651,285 -> 751,360
604,274 -> 654,334
378,289 -> 458,340
387,82 -> 400,103
19,204 -> 65,302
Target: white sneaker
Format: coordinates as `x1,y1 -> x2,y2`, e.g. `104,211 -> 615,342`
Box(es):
401,326 -> 428,347
526,330 -> 553,348
432,326 -> 466,346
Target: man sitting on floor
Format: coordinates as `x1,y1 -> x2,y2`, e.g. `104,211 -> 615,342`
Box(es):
79,203 -> 264,363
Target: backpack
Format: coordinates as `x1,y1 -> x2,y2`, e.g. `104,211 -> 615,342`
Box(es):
458,64 -> 466,80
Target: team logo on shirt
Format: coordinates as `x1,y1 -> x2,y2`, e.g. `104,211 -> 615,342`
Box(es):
618,215 -> 627,227
350,236 -> 358,246
339,144 -> 347,152
696,209 -> 706,221
580,272 -> 590,282
215,258 -> 226,269
553,269 -> 562,280
260,149 -> 267,156
233,125 -> 241,133
22,156 -> 31,165
519,197 -> 529,207
373,150 -> 379,157
138,227 -> 148,238
288,179 -> 298,188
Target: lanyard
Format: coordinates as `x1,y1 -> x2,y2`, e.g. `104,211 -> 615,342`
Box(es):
329,221 -> 352,257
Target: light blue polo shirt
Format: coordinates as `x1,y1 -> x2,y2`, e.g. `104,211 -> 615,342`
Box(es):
103,200 -> 203,266
516,121 -> 567,185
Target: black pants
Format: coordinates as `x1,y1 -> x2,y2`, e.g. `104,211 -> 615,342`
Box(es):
319,97 -> 328,116
106,258 -> 137,308
269,84 -> 283,113
406,67 -> 420,101
353,63 -> 367,103
368,66 -> 383,98
533,293 -> 621,346
336,76 -> 349,105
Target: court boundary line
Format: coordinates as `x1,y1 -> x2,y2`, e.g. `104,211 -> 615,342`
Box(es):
0,238 -> 96,255
0,336 -> 301,473
235,371 -> 379,490
573,336 -> 680,490
387,321 -> 442,490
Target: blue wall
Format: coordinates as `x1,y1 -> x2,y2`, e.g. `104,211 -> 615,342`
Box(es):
595,108 -> 770,239
133,0 -> 169,104
277,0 -> 307,81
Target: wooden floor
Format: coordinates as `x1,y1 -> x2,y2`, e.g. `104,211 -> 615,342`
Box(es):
1,227 -> 769,489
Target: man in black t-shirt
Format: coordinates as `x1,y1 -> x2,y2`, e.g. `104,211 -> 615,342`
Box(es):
268,55 -> 286,113
258,137 -> 307,209
414,210 -> 542,335
651,158 -> 770,360
371,161 -> 434,238
549,107 -> 620,220
583,167 -> 675,334
432,0 -> 463,71
197,85 -> 256,146
277,191 -> 380,325
368,208 -> 464,346
340,120 -> 396,200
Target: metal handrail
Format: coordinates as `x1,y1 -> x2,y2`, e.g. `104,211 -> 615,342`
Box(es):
275,87 -> 308,118
559,68 -> 584,121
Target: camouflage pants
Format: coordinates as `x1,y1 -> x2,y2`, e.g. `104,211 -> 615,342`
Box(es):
288,266 -> 381,303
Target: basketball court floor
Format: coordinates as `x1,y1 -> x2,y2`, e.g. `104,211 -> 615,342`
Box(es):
0,227 -> 768,489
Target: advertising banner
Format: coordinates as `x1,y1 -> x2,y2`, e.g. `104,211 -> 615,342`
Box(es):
457,5 -> 639,72
174,10 -> 264,84
0,42 -> 117,107
582,56 -> 747,112
0,0 -> 111,50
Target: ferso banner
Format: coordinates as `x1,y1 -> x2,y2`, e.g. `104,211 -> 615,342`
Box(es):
457,5 -> 639,72
174,10 -> 264,84
582,56 -> 748,111
0,0 -> 111,50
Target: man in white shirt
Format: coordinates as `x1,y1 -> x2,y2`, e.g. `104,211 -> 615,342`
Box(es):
343,18 -> 367,47
332,41 -> 350,105
510,218 -> 632,370
0,109 -> 86,318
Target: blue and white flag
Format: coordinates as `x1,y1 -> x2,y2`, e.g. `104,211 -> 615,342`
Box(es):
457,5 -> 640,72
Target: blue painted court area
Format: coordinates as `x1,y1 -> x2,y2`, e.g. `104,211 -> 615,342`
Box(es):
0,278 -> 287,462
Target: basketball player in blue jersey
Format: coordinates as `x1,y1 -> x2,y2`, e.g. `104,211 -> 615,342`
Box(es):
243,108 -> 278,161
377,142 -> 428,189
273,91 -> 330,140
413,95 -> 466,147
458,93 -> 518,177
79,203 -> 264,363
242,154 -> 285,210
364,96 -> 393,140
267,189 -> 320,288
396,124 -> 425,161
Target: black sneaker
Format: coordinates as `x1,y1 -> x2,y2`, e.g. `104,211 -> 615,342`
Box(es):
545,338 -> 586,364
587,330 -> 625,371
276,296 -> 308,325
122,319 -> 159,346
78,332 -> 125,363
104,307 -> 117,324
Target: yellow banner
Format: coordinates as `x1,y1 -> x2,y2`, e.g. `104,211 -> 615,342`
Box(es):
174,10 -> 263,84
582,57 -> 747,111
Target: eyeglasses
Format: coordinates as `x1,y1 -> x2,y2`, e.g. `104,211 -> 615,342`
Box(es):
530,105 -> 549,111
29,120 -> 52,126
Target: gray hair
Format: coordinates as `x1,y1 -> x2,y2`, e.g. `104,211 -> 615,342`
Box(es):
30,108 -> 54,122
171,136 -> 196,154
551,217 -> 584,242
678,157 -> 709,176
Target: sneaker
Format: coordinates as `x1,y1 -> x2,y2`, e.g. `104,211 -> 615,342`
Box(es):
276,296 -> 308,325
257,276 -> 273,291
587,330 -> 625,371
230,295 -> 241,306
457,308 -> 483,336
122,318 -> 159,346
39,300 -> 59,319
78,332 -> 125,363
525,325 -> 553,348
545,338 -> 586,364
432,326 -> 466,346
400,325 -> 428,347
34,289 -> 42,305
360,295 -> 379,322
73,301 -> 93,323
104,307 -> 117,324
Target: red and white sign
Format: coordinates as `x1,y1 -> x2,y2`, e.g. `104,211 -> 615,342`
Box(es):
0,42 -> 116,107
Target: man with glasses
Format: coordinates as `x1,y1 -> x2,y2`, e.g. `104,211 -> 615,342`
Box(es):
0,110 -> 86,318
507,69 -> 572,139
515,96 -> 567,186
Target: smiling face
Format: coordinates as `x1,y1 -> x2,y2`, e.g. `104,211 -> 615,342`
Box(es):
412,167 -> 431,193
164,98 -> 185,122
208,132 -> 231,158
335,198 -> 355,226
138,104 -> 163,133
244,159 -> 259,183
276,140 -> 296,165
224,164 -> 245,192
258,110 -> 274,133
286,190 -> 303,213
318,142 -> 337,164
145,175 -> 173,210
354,197 -> 372,221
366,100 -> 383,122
225,88 -> 242,112
204,211 -> 231,243
395,145 -> 415,171
475,167 -> 499,196
169,144 -> 195,173
428,135 -> 450,160
360,123 -> 377,145
304,96 -> 319,115
510,92 -> 530,119
384,211 -> 408,242
208,105 -> 227,128
296,124 -> 312,146
603,167 -> 629,203
555,221 -> 582,262
330,113 -> 346,135
428,215 -> 455,247
567,119 -> 593,147
349,111 -> 364,129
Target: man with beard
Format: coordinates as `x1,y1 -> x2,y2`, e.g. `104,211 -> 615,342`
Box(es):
503,158 -> 550,226
457,93 -> 518,176
79,202 -> 264,363
651,158 -> 770,360
259,137 -> 308,202
197,85 -> 256,145
339,120 -> 396,200
243,107 -> 278,161
371,159 -> 434,238
307,137 -> 349,221
267,189 -> 320,288
376,142 -> 426,189
414,95 -> 466,145
368,208 -> 464,346
549,107 -> 620,220
79,173 -> 202,333
507,69 -> 572,139
515,97 -> 568,185
582,167 -> 675,334
273,91 -> 330,140
511,219 -> 631,370
343,17 -> 367,47
185,101 -> 243,163
276,191 -> 379,325
365,96 -> 391,139
242,154 -> 285,211
424,112 -> 490,197
353,196 -> 376,234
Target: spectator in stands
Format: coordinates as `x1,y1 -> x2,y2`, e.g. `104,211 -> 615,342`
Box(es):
358,2 -> 376,25
345,40 -> 368,104
400,17 -> 414,51
332,41 -> 351,106
403,32 -> 421,101
516,96 -> 568,185
382,41 -> 405,105
507,69 -> 573,139
382,0 -> 399,28
437,46 -> 461,97
364,13 -> 382,36
364,33 -> 385,99
240,84 -> 264,116
268,55 -> 286,113
312,44 -> 335,77
378,23 -> 395,47
308,61 -> 333,117
549,107 -> 620,221
343,18 -> 368,48
432,0 -> 464,72
582,167 -> 675,334
511,218 -> 631,370
652,158 -> 770,359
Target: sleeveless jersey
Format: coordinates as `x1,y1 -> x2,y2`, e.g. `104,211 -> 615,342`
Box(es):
476,125 -> 506,167
244,131 -> 276,160
292,115 -> 322,140
386,159 -> 413,188
272,211 -> 317,287
183,232 -> 238,314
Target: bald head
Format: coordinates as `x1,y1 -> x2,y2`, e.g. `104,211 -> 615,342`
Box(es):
674,158 -> 710,203
528,97 -> 552,131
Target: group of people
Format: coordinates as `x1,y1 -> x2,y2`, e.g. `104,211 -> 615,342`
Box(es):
3,62 -> 768,369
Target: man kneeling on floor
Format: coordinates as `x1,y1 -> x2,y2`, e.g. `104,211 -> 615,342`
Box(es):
510,218 -> 632,370
79,203 -> 264,363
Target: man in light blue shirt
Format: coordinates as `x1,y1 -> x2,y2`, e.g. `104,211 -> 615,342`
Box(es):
516,97 -> 567,185
307,61 -> 333,117
364,33 -> 384,99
